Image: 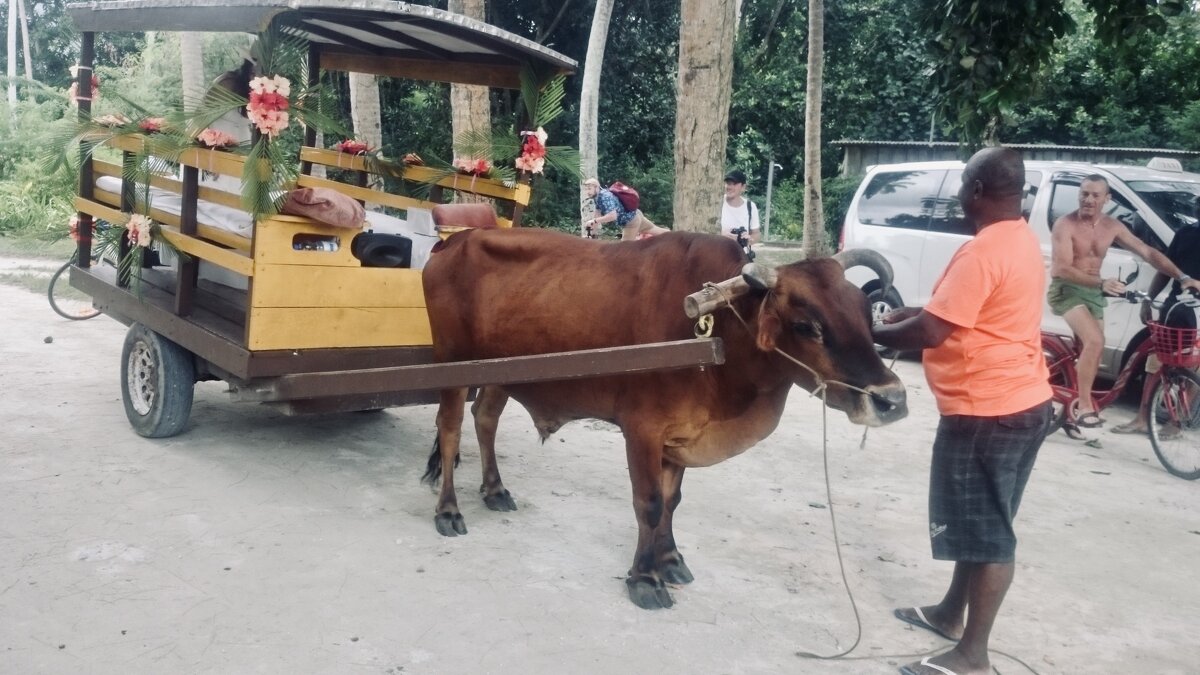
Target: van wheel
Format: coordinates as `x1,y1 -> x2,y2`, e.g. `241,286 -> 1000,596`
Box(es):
868,288 -> 903,359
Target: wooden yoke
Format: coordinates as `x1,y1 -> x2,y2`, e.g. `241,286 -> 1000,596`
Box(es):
684,276 -> 751,319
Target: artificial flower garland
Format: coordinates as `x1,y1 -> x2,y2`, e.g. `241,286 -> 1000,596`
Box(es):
197,128 -> 238,149
515,127 -> 548,174
246,75 -> 291,138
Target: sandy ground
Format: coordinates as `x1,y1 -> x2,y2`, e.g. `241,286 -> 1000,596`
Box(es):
1,268 -> 1198,675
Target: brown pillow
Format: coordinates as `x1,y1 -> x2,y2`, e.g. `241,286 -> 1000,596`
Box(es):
281,187 -> 366,229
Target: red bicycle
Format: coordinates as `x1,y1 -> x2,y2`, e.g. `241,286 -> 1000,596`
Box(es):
1043,291 -> 1200,479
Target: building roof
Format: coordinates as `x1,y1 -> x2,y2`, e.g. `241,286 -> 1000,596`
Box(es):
832,139 -> 1200,157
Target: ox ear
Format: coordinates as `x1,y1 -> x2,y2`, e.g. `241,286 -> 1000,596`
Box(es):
741,262 -> 777,293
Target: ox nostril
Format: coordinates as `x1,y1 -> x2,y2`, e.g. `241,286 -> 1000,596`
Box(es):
869,388 -> 907,417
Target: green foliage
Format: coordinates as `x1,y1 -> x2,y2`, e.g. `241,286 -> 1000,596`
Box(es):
766,175 -> 860,246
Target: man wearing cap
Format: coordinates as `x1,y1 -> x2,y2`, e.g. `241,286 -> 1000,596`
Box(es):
720,170 -> 760,244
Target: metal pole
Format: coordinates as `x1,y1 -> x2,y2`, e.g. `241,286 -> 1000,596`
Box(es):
764,159 -> 781,241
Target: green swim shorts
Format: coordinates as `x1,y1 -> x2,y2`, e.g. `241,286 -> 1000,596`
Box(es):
1047,278 -> 1105,320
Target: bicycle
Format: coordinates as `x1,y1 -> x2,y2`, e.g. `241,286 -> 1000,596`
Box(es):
48,220 -> 116,321
1043,289 -> 1200,480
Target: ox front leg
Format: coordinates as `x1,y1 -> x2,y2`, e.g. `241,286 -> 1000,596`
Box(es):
433,387 -> 470,536
472,386 -> 517,512
655,461 -> 694,585
623,430 -> 675,610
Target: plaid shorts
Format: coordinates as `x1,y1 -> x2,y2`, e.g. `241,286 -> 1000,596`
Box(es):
928,401 -> 1052,563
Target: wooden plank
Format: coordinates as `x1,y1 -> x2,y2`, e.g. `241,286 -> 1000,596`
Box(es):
238,339 -> 726,401
93,159 -> 246,211
246,306 -> 433,350
107,134 -> 252,179
404,165 -> 531,205
92,187 -> 252,253
253,216 -> 362,268
245,345 -> 435,379
251,265 -> 425,308
157,226 -> 254,277
75,195 -> 127,224
296,174 -> 431,212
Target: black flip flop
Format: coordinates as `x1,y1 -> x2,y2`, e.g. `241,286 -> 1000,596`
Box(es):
1075,412 -> 1105,428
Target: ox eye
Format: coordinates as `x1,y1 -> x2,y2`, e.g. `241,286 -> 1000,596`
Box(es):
792,321 -> 823,341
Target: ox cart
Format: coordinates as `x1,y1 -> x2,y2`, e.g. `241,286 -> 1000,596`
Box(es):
65,1 -> 723,438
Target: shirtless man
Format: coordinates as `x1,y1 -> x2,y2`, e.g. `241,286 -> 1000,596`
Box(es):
1047,175 -> 1200,427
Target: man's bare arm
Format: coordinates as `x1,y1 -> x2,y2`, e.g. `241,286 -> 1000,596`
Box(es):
1111,226 -> 1200,292
872,309 -> 956,351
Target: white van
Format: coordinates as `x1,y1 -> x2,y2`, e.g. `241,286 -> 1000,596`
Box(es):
840,157 -> 1200,377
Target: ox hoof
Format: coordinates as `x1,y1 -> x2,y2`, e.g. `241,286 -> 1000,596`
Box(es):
482,489 -> 518,512
659,558 -> 694,585
625,575 -> 674,610
434,512 -> 468,537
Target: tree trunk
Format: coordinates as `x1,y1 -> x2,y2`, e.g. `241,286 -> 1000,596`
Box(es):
448,0 -> 490,152
17,0 -> 30,83
179,32 -> 205,107
7,0 -> 17,111
673,0 -> 737,233
349,72 -> 383,208
801,0 -> 829,256
579,0 -> 615,235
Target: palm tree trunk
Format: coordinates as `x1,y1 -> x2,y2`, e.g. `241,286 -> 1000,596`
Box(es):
801,0 -> 829,256
349,72 -> 383,208
179,32 -> 205,107
7,0 -> 18,111
579,0 -> 615,235
673,0 -> 737,233
17,0 -> 31,82
447,1 -> 489,148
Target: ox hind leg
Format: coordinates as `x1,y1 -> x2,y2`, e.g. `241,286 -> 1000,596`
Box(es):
472,386 -> 517,512
623,430 -> 683,609
425,387 -> 470,536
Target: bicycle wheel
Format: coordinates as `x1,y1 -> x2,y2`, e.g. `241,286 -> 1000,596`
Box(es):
1148,369 -> 1200,480
47,260 -> 101,320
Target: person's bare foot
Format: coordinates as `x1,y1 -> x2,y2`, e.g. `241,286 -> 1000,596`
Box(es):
899,648 -> 990,675
892,605 -> 963,641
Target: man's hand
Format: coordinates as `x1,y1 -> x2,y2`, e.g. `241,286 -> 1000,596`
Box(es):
879,306 -> 920,325
1181,277 -> 1200,294
1101,277 -> 1127,296
1140,299 -> 1153,325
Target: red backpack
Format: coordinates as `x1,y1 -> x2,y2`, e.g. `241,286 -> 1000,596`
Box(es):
609,182 -> 640,212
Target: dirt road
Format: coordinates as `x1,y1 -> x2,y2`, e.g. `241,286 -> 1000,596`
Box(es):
1,275 -> 1196,674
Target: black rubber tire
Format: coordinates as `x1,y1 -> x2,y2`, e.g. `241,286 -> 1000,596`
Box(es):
47,261 -> 101,320
867,287 -> 904,359
1147,369 -> 1200,480
120,324 -> 196,438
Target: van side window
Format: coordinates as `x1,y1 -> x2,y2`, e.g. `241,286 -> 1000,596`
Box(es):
929,170 -> 972,236
856,170 -> 944,231
1048,181 -> 1166,253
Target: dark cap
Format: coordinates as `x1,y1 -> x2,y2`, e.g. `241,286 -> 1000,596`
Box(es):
724,169 -> 747,184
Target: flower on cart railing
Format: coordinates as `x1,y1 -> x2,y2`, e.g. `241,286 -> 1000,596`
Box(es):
68,214 -> 90,243
335,139 -> 372,156
515,126 -> 548,174
247,75 -> 292,138
125,214 -> 155,248
67,66 -> 100,107
196,128 -> 238,149
138,117 -> 168,134
452,157 -> 493,177
94,113 -> 130,128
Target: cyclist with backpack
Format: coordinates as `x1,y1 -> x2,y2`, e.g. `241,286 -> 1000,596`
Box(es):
720,170 -> 760,244
582,178 -> 669,241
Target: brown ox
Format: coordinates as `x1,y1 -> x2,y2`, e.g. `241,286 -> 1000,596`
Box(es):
421,229 -> 906,609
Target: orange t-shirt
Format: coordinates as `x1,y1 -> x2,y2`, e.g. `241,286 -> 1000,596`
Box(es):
923,218 -> 1052,416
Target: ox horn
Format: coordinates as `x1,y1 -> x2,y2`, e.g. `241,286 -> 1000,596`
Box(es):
832,248 -> 893,298
741,262 -> 777,292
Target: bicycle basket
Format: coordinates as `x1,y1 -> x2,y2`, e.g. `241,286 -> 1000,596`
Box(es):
1148,322 -> 1200,367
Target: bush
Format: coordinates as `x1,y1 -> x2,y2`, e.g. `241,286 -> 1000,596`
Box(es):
763,174 -> 862,247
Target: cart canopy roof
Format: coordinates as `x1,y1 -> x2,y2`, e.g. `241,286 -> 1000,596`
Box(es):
67,0 -> 576,88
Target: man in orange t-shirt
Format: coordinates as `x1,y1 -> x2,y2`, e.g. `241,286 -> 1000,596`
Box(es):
872,147 -> 1052,675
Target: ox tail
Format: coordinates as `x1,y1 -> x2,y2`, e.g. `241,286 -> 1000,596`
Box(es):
420,435 -> 460,485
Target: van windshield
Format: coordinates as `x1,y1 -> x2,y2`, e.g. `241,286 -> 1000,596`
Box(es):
1127,180 -> 1200,234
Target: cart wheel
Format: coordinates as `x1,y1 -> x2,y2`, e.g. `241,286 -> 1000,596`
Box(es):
121,324 -> 195,438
